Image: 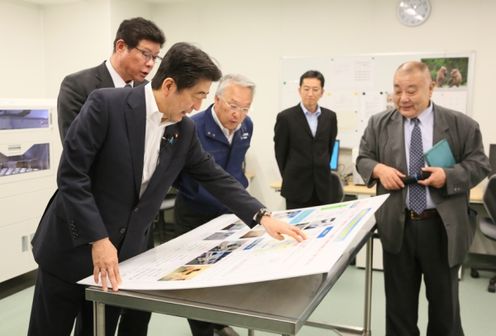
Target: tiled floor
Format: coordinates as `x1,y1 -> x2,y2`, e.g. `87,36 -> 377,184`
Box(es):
1,264 -> 495,335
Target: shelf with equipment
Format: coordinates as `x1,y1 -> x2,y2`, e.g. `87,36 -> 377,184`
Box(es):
0,99 -> 61,282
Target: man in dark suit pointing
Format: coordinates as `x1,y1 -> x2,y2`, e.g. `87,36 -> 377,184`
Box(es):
54,17 -> 165,336
28,42 -> 306,336
274,70 -> 338,209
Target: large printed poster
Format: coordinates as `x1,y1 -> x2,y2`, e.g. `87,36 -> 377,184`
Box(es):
79,195 -> 388,290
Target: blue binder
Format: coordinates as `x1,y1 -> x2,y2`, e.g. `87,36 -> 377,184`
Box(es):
424,139 -> 456,168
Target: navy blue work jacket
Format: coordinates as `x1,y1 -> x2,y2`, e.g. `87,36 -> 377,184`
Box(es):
176,104 -> 253,214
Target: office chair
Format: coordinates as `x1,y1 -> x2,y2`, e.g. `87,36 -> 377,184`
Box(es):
471,175 -> 496,292
153,188 -> 177,245
330,171 -> 345,204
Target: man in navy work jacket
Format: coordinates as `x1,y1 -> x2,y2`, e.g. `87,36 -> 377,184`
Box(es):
174,74 -> 255,336
28,42 -> 306,336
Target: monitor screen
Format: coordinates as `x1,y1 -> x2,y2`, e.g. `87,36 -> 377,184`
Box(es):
330,139 -> 340,171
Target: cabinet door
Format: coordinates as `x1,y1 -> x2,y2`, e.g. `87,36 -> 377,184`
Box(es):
0,219 -> 38,282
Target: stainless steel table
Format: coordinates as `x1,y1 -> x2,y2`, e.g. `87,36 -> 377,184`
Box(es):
86,220 -> 375,336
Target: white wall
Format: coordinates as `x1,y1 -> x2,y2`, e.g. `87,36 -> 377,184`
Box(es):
110,0 -> 153,37
43,0 -> 113,97
1,0 -> 155,99
1,0 -> 495,210
0,1 -> 45,98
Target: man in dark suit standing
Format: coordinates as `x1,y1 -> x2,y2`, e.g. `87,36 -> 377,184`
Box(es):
357,61 -> 490,336
274,70 -> 338,209
54,17 -> 165,336
57,17 -> 165,141
174,73 -> 255,336
28,42 -> 306,336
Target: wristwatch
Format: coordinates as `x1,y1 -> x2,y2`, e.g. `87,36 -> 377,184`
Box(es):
255,208 -> 272,224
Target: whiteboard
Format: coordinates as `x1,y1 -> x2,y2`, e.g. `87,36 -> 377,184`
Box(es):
280,52 -> 475,148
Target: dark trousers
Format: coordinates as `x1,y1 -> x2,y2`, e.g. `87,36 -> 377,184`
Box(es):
382,215 -> 464,336
29,267 -> 151,336
187,319 -> 228,336
28,268 -> 121,336
75,296 -> 150,336
108,222 -> 155,336
114,308 -> 151,336
286,190 -> 323,210
174,194 -> 229,336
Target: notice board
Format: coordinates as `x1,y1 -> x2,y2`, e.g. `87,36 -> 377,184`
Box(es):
280,52 -> 475,149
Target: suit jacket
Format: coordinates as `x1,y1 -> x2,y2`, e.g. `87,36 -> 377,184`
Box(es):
175,105 -> 253,215
356,104 -> 490,266
32,86 -> 263,283
57,61 -> 146,141
274,104 -> 338,203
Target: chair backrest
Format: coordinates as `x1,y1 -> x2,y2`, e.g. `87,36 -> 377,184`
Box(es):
330,171 -> 344,204
483,175 -> 496,223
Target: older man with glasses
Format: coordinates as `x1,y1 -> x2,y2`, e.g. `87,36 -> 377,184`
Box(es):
173,74 -> 255,336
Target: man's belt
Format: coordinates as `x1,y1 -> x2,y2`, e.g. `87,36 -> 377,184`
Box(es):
405,208 -> 440,221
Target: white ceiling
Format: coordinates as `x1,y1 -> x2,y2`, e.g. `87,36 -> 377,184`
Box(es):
21,0 -> 79,4
21,0 -> 189,5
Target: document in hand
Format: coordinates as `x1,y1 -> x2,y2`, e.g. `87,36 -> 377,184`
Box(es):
424,139 -> 456,168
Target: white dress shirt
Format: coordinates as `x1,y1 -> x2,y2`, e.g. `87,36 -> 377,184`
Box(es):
105,59 -> 134,88
211,105 -> 241,144
140,83 -> 175,197
300,102 -> 321,137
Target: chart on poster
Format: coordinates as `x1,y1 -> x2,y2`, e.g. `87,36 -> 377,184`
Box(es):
79,195 -> 388,290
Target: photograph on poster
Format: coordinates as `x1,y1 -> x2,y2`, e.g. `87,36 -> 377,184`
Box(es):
422,57 -> 468,88
160,265 -> 210,281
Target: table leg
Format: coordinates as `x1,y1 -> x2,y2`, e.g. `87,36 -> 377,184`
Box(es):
93,301 -> 106,336
362,237 -> 374,336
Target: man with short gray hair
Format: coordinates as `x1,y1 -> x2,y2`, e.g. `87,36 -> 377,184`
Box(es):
174,74 -> 256,336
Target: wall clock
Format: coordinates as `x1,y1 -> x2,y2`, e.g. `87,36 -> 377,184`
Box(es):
397,0 -> 431,27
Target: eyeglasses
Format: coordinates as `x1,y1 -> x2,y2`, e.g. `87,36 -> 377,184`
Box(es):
220,96 -> 250,114
134,47 -> 163,63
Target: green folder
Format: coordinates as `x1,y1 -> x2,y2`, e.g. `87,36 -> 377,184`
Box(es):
424,139 -> 456,168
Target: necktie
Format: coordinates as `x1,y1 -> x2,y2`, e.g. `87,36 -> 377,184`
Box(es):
408,118 -> 426,214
